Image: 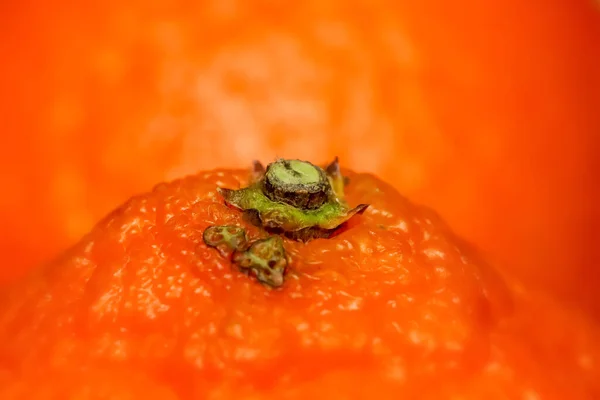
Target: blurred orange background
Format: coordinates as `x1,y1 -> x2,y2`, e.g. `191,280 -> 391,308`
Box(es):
1,0 -> 599,315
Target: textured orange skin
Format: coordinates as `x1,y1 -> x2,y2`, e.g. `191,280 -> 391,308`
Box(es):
1,170 -> 598,399
1,1 -> 600,312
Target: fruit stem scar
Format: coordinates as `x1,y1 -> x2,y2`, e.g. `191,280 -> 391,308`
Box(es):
263,159 -> 329,210
275,160 -> 321,185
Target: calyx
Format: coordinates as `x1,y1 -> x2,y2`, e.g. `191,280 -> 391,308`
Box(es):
202,158 -> 368,288
217,158 -> 368,241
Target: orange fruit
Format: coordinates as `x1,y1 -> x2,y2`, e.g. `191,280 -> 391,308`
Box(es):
1,167 -> 598,398
1,1 -> 599,314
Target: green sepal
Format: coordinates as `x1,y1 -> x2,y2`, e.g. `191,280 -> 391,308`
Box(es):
217,185 -> 368,232
217,157 -> 368,235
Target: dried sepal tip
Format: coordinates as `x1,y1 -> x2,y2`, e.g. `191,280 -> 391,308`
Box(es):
233,235 -> 288,287
202,225 -> 248,258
